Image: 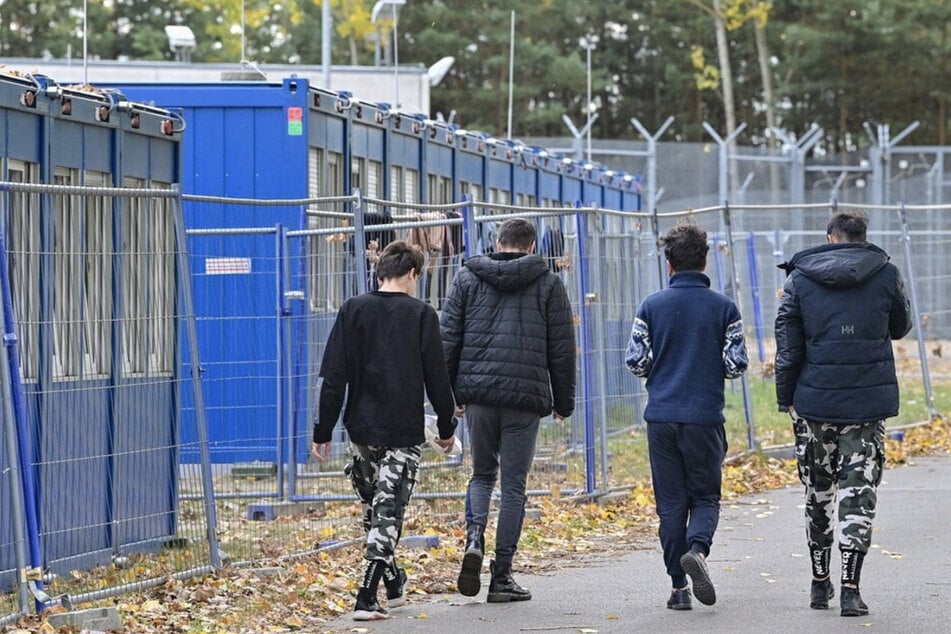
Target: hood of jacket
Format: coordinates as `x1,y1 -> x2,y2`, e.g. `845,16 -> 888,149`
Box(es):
464,252 -> 550,292
779,242 -> 889,289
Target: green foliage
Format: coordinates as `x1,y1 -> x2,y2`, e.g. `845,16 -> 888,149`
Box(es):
0,0 -> 948,145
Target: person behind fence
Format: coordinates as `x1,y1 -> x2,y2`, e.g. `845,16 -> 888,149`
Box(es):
624,221 -> 748,611
440,217 -> 576,603
774,211 -> 911,617
312,240 -> 459,621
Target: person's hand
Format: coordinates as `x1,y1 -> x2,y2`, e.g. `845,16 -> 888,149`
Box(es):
434,434 -> 456,454
454,405 -> 466,418
788,406 -> 798,421
554,412 -> 567,422
312,441 -> 330,461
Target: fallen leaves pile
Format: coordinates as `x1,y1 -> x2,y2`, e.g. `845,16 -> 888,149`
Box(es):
10,418 -> 949,633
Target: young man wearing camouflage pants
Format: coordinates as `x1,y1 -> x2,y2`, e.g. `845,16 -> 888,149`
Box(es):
313,241 -> 458,621
775,211 -> 912,617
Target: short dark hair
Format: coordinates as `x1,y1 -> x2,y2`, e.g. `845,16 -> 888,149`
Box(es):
376,240 -> 423,281
662,222 -> 709,272
497,218 -> 536,251
827,212 -> 867,242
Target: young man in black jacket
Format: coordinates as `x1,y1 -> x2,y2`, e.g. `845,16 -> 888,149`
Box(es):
625,221 -> 748,611
441,218 -> 576,603
775,211 -> 912,617
313,241 -> 458,621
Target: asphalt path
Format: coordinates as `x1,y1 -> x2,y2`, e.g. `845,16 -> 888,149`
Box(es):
319,454 -> 951,633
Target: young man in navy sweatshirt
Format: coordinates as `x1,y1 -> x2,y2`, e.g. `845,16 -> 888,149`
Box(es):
313,241 -> 458,621
625,222 -> 748,611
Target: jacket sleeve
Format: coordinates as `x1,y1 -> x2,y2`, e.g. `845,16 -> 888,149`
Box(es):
774,275 -> 804,410
722,304 -> 748,379
314,308 -> 348,443
546,277 -> 577,418
624,306 -> 652,377
889,266 -> 913,340
439,269 -> 467,391
421,307 -> 458,440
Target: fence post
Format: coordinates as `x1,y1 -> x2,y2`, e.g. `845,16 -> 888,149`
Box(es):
648,206 -> 665,289
275,224 -> 287,501
0,228 -> 34,615
282,224 -> 301,501
172,190 -> 222,568
352,188 -> 368,295
722,203 -> 757,450
746,233 -> 766,364
702,121 -> 747,205
630,116 -> 674,217
588,211 -> 610,495
460,194 -> 475,258
574,207 -> 596,494
898,204 -> 939,419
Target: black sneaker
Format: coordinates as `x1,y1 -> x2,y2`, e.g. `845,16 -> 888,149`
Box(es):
667,587 -> 692,610
680,551 -> 716,606
353,588 -> 388,621
384,567 -> 408,608
810,578 -> 834,610
840,586 -> 869,617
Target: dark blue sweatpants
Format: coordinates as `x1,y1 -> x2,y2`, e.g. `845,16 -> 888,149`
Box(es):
647,422 -> 727,589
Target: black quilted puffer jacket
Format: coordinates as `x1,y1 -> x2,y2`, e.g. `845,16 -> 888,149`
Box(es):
440,252 -> 576,417
774,242 -> 912,424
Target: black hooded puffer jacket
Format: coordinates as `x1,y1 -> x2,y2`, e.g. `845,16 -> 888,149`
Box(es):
440,252 -> 576,417
774,242 -> 912,424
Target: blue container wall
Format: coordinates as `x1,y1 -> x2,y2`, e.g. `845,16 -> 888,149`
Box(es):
538,168 -> 560,204
428,144 -> 452,178
110,80 -> 310,464
456,148 -> 484,187
513,161 -> 535,201
487,155 -> 511,194
112,79 -> 310,225
563,173 -> 582,206
0,77 -> 182,578
603,185 -> 621,212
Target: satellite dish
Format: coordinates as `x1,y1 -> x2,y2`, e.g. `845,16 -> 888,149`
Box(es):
428,56 -> 456,86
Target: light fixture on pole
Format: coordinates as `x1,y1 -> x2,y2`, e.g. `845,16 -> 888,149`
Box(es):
579,35 -> 598,162
165,25 -> 197,63
428,56 -> 455,86
371,0 -> 407,108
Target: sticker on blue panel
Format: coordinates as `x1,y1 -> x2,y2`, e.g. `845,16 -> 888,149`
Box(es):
287,106 -> 303,136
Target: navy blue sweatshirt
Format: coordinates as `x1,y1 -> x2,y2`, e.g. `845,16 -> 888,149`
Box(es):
625,271 -> 748,425
314,290 -> 457,446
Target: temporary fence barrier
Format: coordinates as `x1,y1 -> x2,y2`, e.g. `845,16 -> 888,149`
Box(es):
1,189 -> 946,619
0,182 -> 218,621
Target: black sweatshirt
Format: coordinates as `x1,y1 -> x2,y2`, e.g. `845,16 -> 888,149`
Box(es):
314,290 -> 457,446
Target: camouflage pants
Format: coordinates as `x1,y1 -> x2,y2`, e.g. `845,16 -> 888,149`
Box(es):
347,442 -> 422,564
793,418 -> 885,554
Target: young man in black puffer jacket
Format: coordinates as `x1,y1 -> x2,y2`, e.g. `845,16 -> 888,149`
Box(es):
775,211 -> 912,617
441,218 -> 576,603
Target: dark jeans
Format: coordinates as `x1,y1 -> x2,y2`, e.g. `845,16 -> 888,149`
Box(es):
464,404 -> 540,558
647,422 -> 727,588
